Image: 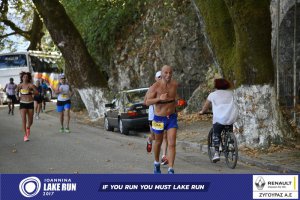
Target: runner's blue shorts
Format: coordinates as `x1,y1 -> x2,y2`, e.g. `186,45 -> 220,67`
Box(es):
152,113 -> 178,134
56,100 -> 71,112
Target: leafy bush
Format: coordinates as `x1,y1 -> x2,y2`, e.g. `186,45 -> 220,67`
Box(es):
62,0 -> 148,58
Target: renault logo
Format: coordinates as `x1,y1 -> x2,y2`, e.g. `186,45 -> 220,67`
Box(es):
255,176 -> 266,190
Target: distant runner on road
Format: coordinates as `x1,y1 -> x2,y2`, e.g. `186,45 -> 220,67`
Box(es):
3,77 -> 17,115
41,79 -> 49,112
55,74 -> 73,133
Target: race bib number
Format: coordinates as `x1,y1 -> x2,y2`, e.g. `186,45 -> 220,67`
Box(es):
20,89 -> 29,94
152,121 -> 164,130
61,94 -> 69,99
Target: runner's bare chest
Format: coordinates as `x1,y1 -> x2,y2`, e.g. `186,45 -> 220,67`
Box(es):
156,82 -> 177,100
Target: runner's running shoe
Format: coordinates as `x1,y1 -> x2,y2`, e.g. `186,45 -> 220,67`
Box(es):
154,163 -> 161,174
168,168 -> 174,174
59,128 -> 64,133
146,139 -> 152,152
24,135 -> 29,142
161,155 -> 168,165
65,128 -> 70,133
212,152 -> 220,162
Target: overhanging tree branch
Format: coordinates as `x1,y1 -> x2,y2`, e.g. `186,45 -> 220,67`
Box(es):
1,19 -> 31,39
0,0 -> 31,40
0,31 -> 18,38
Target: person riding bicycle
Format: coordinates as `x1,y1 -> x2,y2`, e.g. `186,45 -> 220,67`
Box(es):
199,78 -> 238,162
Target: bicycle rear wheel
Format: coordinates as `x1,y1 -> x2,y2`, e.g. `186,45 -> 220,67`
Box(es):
224,132 -> 238,169
207,128 -> 215,163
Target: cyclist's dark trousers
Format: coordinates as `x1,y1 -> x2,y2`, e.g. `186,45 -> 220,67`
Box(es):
213,123 -> 233,150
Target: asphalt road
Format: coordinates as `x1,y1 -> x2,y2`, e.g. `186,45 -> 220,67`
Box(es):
0,103 -> 274,174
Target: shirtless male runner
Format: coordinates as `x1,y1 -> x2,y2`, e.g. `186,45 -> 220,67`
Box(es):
146,65 -> 178,174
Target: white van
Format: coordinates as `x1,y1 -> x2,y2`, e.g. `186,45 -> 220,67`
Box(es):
0,51 -> 62,103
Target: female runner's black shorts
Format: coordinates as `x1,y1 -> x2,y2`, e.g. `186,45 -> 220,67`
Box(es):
20,102 -> 34,110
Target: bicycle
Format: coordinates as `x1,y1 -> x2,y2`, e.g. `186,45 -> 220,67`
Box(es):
207,125 -> 238,169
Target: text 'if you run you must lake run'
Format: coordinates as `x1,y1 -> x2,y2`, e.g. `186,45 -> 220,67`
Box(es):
100,183 -> 209,192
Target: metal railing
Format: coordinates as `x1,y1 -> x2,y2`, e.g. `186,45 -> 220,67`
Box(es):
177,84 -> 199,101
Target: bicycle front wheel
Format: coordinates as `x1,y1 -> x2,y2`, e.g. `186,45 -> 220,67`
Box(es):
207,128 -> 215,163
224,132 -> 238,169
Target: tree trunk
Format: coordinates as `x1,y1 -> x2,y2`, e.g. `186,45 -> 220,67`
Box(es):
223,0 -> 274,85
195,0 -> 274,85
32,0 -> 107,89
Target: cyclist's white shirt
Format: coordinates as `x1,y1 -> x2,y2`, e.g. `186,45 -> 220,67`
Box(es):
148,105 -> 154,121
207,90 -> 237,125
57,84 -> 70,101
5,83 -> 17,95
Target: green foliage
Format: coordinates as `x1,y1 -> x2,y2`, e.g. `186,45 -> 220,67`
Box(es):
62,0 -> 148,61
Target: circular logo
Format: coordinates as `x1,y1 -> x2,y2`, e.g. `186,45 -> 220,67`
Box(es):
255,176 -> 266,190
19,177 -> 41,198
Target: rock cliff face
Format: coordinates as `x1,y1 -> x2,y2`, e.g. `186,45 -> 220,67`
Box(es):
106,1 -> 214,92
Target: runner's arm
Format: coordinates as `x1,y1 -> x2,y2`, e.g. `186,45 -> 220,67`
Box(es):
3,84 -> 7,92
143,88 -> 151,105
145,86 -> 161,106
15,85 -> 20,100
143,92 -> 147,105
